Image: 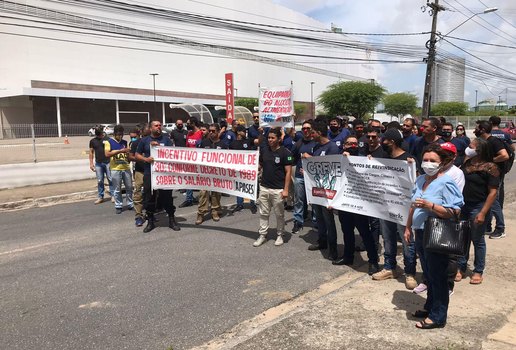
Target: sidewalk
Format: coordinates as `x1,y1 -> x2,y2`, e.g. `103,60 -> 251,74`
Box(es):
1,177 -> 515,349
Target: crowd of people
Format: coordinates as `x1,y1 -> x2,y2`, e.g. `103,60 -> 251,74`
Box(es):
89,113 -> 514,329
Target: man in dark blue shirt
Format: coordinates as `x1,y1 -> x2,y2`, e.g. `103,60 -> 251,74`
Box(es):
136,120 -> 180,233
290,121 -> 316,234
327,117 -> 350,151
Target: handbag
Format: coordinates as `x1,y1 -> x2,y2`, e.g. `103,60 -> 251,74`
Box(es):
423,208 -> 471,256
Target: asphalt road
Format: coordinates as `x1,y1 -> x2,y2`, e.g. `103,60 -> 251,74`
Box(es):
0,196 -> 353,350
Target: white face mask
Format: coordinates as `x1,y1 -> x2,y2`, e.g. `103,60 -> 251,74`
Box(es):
421,161 -> 441,176
465,147 -> 477,158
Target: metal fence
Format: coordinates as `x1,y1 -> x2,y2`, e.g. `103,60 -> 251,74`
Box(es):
0,123 -> 140,139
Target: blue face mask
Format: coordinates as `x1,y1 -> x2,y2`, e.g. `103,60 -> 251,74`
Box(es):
131,137 -> 138,142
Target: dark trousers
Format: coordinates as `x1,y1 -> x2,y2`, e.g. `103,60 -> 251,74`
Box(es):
143,174 -> 175,216
338,211 -> 378,264
424,251 -> 450,325
312,204 -> 337,249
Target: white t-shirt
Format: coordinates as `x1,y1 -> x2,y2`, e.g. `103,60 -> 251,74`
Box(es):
445,165 -> 465,192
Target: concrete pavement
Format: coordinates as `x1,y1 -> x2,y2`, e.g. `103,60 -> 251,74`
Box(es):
1,173 -> 515,349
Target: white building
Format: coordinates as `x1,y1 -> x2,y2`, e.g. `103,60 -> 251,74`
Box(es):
431,57 -> 466,105
0,0 -> 376,135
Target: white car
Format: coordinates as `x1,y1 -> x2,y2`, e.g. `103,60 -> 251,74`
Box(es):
163,123 -> 176,134
88,124 -> 114,137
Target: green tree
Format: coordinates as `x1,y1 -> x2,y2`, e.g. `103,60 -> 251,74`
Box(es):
318,81 -> 386,119
235,97 -> 258,111
383,92 -> 418,117
430,102 -> 468,116
294,102 -> 306,117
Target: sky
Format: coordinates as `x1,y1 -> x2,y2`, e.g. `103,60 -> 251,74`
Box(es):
272,0 -> 516,108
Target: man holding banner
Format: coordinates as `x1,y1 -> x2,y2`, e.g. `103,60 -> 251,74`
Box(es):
135,120 -> 180,233
195,123 -> 228,225
253,128 -> 293,247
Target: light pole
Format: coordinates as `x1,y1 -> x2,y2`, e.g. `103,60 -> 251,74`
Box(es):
475,89 -> 478,116
421,4 -> 497,118
149,73 -> 158,120
234,88 -> 238,98
310,81 -> 315,119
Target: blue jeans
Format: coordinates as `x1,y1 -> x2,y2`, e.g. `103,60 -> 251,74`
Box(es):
425,250 -> 450,325
95,162 -> 114,199
338,211 -> 378,264
236,197 -> 255,206
293,176 -> 308,225
380,219 -> 416,275
186,189 -> 194,203
458,202 -> 487,274
111,169 -> 133,209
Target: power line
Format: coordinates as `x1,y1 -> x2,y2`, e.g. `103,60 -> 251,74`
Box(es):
444,35 -> 516,49
477,0 -> 516,31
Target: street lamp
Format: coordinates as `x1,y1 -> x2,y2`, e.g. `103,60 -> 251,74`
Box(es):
149,73 -> 158,119
234,88 -> 238,98
442,7 -> 498,37
310,82 -> 315,119
421,3 -> 498,118
475,89 -> 478,116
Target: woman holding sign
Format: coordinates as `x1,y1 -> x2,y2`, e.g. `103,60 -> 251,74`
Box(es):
404,144 -> 463,329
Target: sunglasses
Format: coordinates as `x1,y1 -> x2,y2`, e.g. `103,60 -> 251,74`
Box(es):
345,142 -> 358,146
302,127 -> 311,131
367,135 -> 378,139
209,130 -> 217,133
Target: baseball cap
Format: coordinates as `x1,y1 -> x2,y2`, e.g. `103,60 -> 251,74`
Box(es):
383,128 -> 402,142
440,142 -> 457,154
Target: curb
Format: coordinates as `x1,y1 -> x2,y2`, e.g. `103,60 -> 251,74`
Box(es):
0,190 -> 97,212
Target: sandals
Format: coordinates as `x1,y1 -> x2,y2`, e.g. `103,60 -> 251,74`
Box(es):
412,310 -> 429,318
470,273 -> 483,285
416,319 -> 446,329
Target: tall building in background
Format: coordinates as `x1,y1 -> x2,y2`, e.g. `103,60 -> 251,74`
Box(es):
431,57 -> 466,105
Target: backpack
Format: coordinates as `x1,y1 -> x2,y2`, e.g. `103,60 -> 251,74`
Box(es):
502,140 -> 514,174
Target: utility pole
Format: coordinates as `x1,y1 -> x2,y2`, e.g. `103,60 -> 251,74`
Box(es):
475,89 -> 478,116
150,73 -> 158,120
422,0 -> 446,119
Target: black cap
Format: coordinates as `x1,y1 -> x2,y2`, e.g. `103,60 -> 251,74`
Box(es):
383,128 -> 402,142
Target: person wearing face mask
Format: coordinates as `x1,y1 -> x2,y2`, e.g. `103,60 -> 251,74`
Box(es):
456,137 -> 499,285
104,124 -> 133,214
404,144 -> 464,329
290,121 -> 316,234
411,117 -> 445,174
441,123 -> 466,166
328,117 -> 350,151
333,135 -> 380,275
171,119 -> 187,147
474,120 -> 509,239
455,124 -> 470,146
129,123 -> 150,227
372,128 -> 417,289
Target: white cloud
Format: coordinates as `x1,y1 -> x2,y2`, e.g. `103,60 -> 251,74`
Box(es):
272,0 -> 516,107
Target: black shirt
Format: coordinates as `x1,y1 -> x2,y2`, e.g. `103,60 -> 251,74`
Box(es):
486,135 -> 506,172
229,139 -> 256,151
367,145 -> 388,158
462,159 -> 500,204
171,129 -> 188,147
199,138 -> 229,149
392,151 -> 411,161
136,134 -> 173,175
89,137 -> 109,163
260,145 -> 293,189
130,138 -> 145,173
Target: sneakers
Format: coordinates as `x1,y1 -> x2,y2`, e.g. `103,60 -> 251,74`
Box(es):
127,206 -> 134,211
212,212 -> 220,222
405,275 -> 417,290
115,208 -> 122,214
368,263 -> 380,276
253,236 -> 267,247
250,204 -> 257,214
135,217 -> 145,227
489,229 -> 506,239
232,205 -> 243,213
274,235 -> 284,246
292,222 -> 302,234
179,200 -> 193,208
372,269 -> 395,280
94,198 -> 103,205
195,214 -> 203,225
413,283 -> 427,294
308,242 -> 327,251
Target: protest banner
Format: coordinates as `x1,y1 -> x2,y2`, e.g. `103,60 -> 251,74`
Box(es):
259,86 -> 294,127
151,146 -> 259,200
302,155 -> 417,225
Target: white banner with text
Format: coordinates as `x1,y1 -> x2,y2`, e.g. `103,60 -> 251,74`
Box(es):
151,146 -> 259,200
259,86 -> 294,128
302,155 -> 417,225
